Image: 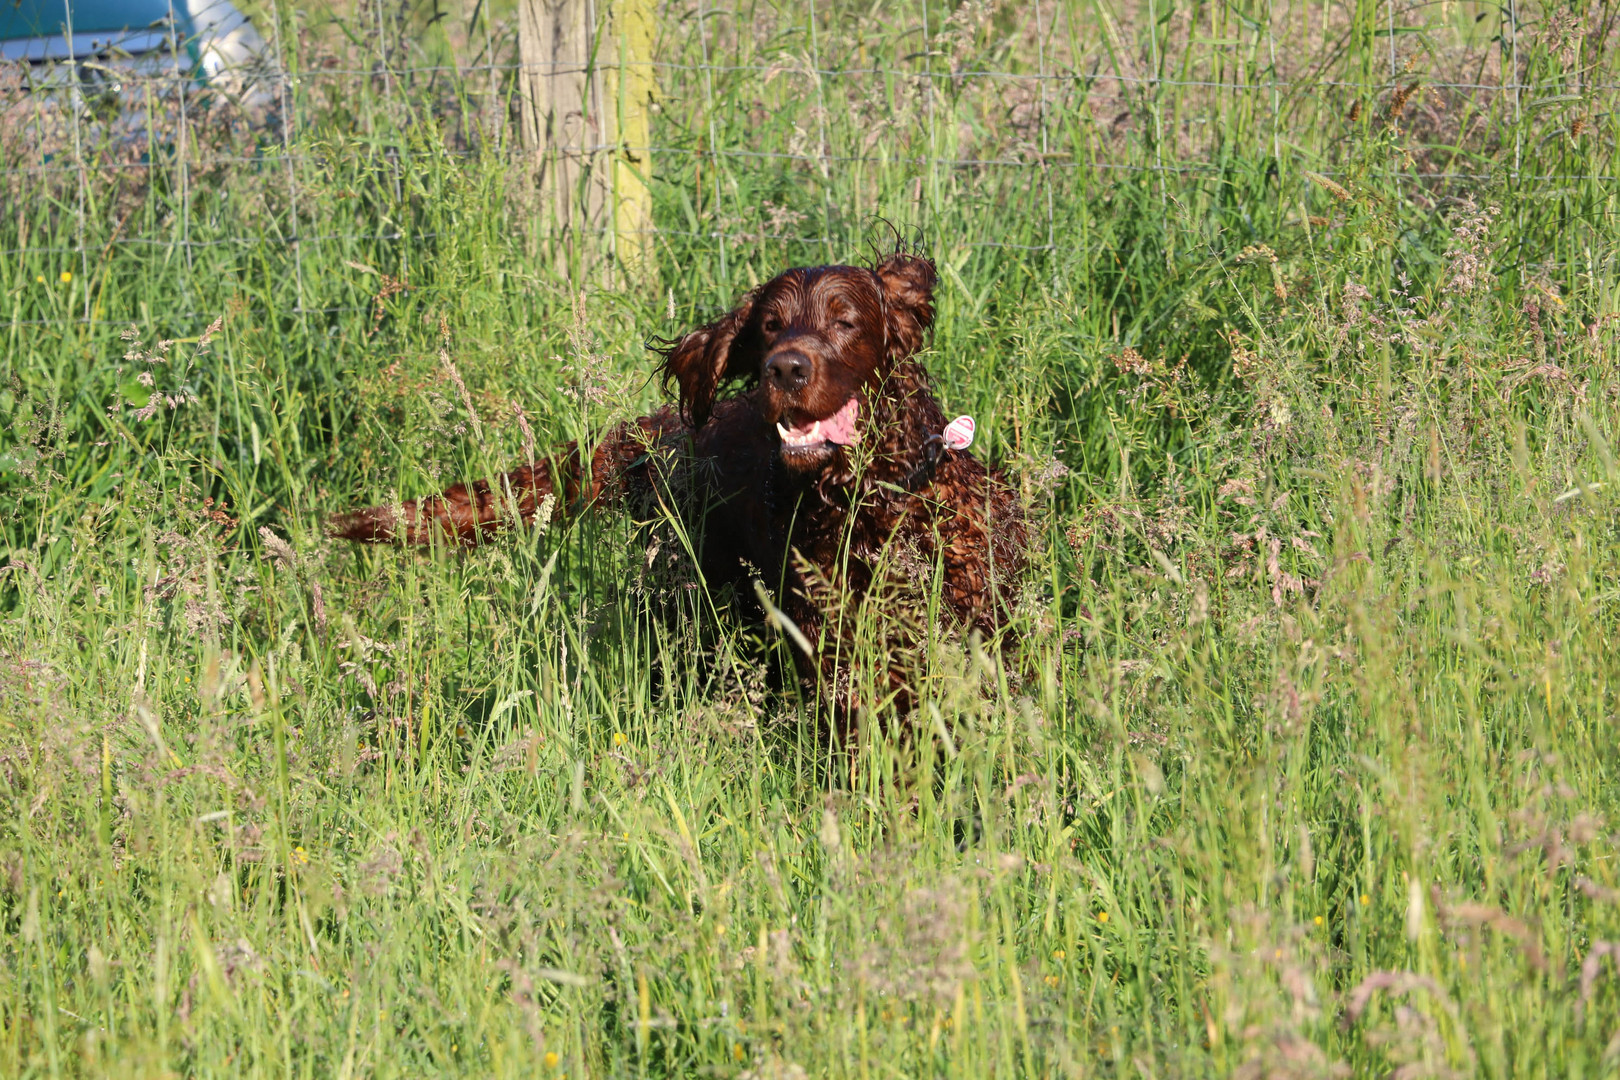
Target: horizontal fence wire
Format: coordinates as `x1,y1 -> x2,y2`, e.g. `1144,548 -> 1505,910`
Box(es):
3,305 -> 370,329
9,56 -> 1617,91
6,149 -> 1615,267
11,154 -> 1614,183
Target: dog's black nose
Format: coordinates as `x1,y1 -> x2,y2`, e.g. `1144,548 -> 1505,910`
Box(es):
765,350 -> 812,392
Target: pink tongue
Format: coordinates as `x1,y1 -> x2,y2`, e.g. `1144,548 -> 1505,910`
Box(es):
819,398 -> 859,445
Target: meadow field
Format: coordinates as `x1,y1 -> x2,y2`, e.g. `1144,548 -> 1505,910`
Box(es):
3,0 -> 1620,1075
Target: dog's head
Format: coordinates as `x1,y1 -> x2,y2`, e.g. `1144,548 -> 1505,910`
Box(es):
656,253 -> 938,474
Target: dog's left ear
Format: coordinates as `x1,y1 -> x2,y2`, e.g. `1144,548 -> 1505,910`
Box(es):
654,290 -> 759,428
872,253 -> 938,360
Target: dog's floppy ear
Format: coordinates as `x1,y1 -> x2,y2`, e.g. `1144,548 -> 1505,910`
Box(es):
872,253 -> 938,360
654,291 -> 759,427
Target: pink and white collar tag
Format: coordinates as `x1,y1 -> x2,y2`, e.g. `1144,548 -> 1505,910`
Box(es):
942,415 -> 976,451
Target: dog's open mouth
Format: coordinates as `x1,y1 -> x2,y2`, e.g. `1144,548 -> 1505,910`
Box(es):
775,396 -> 859,462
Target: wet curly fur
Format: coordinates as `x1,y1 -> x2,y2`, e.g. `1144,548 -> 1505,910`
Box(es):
329,253 -> 1027,725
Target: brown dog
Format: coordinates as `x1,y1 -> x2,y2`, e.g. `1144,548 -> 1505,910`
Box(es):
329,253 -> 1026,718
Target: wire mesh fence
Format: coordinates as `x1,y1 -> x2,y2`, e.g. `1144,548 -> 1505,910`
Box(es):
3,0 -> 1616,336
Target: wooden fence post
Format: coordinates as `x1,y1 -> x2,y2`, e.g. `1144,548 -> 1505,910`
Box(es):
516,0 -> 655,280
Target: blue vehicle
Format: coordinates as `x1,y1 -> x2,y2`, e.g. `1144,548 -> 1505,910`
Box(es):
1,0 -> 276,109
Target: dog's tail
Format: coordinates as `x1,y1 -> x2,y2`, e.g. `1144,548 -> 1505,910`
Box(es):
326,460 -> 568,546
328,415 -> 678,546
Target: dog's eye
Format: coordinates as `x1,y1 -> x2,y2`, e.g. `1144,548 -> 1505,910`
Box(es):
762,316 -> 783,333
833,318 -> 856,332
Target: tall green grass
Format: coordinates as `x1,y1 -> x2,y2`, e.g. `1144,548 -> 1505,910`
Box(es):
4,0 -> 1620,1075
